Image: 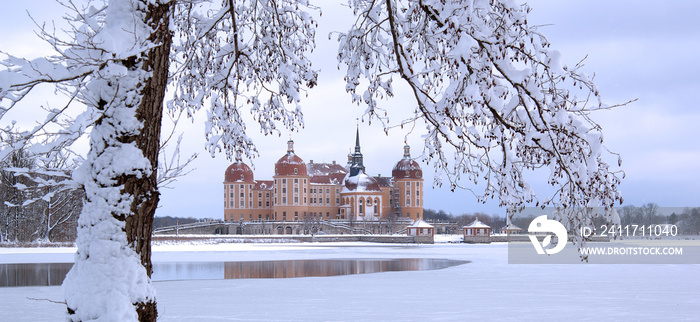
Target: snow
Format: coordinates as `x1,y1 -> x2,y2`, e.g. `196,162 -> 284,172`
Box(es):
409,219 -> 434,228
465,219 -> 491,229
1,242 -> 698,321
341,172 -> 381,192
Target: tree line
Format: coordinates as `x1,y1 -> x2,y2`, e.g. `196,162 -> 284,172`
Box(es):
0,145 -> 82,243
423,203 -> 700,235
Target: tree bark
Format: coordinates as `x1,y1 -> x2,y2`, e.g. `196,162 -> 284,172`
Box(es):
122,1 -> 173,320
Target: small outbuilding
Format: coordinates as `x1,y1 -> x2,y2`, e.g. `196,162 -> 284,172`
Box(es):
407,219 -> 435,236
501,223 -> 522,235
463,219 -> 491,243
463,219 -> 491,237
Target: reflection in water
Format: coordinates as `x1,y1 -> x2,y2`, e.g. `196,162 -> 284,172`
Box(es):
1,258 -> 468,287
224,259 -> 467,279
0,263 -> 72,287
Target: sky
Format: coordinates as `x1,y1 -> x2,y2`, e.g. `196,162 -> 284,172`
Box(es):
1,0 -> 698,219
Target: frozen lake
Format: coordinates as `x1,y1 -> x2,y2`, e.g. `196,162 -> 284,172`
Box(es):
1,241 -> 698,321
1,258 -> 468,286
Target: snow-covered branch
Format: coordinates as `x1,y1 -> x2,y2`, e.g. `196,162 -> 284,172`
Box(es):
338,0 -> 626,241
171,0 -> 320,161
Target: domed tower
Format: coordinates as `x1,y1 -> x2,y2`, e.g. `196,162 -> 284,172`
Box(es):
224,153 -> 255,222
272,140 -> 309,221
392,145 -> 424,220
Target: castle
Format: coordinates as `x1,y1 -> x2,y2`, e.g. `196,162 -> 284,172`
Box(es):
223,129 -> 424,223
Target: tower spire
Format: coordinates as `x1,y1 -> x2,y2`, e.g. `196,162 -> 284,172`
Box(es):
287,139 -> 295,155
354,125 -> 361,153
350,126 -> 365,176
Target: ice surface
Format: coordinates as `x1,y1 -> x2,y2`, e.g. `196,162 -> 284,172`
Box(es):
1,242 -> 698,321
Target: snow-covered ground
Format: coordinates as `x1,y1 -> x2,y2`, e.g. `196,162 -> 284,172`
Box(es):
1,241 -> 698,321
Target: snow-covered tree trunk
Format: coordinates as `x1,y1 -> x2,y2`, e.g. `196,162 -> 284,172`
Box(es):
62,1 -> 172,321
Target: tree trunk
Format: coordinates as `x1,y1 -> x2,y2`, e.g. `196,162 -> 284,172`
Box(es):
123,1 -> 174,320
63,1 -> 173,321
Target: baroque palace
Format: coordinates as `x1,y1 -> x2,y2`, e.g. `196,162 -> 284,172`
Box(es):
223,129 -> 424,224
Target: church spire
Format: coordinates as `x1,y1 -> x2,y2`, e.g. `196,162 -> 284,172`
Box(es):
350,126 -> 365,176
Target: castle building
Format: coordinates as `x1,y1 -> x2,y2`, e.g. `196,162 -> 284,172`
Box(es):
223,130 -> 424,223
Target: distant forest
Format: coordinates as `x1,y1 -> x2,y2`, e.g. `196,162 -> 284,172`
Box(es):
153,216 -> 208,229
424,203 -> 700,234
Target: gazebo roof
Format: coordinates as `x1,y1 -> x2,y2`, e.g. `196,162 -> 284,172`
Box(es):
464,219 -> 491,229
501,223 -> 522,231
409,219 -> 434,228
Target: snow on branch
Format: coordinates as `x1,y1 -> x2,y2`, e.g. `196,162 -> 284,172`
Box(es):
171,0 -> 320,161
338,0 -> 627,235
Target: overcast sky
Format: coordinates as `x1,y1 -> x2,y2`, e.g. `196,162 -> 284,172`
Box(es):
1,1 -> 698,218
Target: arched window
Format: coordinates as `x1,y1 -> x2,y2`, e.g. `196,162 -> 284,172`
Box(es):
359,198 -> 364,214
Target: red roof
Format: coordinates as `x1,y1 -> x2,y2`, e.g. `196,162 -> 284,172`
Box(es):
224,162 -> 254,183
307,162 -> 347,176
275,153 -> 307,176
373,176 -> 393,187
392,159 -> 422,179
310,172 -> 346,185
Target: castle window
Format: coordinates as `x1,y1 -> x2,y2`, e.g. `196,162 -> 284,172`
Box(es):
294,168 -> 298,174
240,174 -> 244,180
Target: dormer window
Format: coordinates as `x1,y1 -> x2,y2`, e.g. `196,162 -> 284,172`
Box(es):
240,174 -> 244,180
294,168 -> 298,174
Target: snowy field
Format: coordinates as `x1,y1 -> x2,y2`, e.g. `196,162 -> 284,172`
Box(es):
1,240 -> 699,321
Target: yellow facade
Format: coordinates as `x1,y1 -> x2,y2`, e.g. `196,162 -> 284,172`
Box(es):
223,133 -> 423,222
